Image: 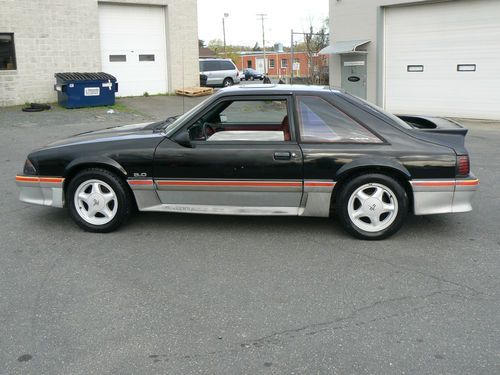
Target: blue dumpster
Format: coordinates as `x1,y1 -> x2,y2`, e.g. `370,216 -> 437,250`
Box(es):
54,72 -> 118,108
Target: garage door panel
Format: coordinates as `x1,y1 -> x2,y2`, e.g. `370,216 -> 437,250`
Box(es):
99,4 -> 167,97
384,0 -> 500,119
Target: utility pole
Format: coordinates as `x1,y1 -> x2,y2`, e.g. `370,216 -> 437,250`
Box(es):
290,29 -> 294,84
256,13 -> 267,73
222,13 -> 229,58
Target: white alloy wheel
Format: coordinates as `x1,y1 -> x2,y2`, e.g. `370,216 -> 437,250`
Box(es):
347,183 -> 398,233
73,179 -> 118,225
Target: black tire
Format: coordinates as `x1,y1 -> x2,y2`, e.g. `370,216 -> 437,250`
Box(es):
29,103 -> 51,110
66,168 -> 133,233
336,174 -> 408,240
222,78 -> 233,87
22,107 -> 44,112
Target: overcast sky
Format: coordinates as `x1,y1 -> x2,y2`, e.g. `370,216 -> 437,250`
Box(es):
197,0 -> 329,48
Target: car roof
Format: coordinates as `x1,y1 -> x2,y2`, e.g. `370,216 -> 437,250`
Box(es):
216,84 -> 342,96
199,58 -> 233,61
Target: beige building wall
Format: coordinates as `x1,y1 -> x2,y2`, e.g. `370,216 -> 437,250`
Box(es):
329,0 -> 451,105
0,0 -> 198,106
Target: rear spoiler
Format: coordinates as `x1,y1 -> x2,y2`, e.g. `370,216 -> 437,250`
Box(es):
396,115 -> 468,136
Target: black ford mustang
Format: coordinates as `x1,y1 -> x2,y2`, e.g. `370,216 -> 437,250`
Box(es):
16,85 -> 478,239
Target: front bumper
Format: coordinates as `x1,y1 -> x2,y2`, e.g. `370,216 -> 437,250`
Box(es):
15,175 -> 65,208
411,176 -> 479,215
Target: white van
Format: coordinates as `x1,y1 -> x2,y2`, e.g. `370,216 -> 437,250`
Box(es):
199,58 -> 240,87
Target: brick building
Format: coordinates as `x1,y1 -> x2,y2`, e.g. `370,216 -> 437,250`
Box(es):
0,0 -> 199,106
236,51 -> 328,79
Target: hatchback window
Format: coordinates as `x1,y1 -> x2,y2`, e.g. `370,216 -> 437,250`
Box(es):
297,96 -> 382,143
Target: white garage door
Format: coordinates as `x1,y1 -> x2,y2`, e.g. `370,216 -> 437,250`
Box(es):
384,0 -> 500,119
99,4 -> 168,97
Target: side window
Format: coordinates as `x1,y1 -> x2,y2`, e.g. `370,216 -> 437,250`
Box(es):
222,100 -> 287,123
188,99 -> 291,142
297,96 -> 382,143
202,61 -> 219,72
220,61 -> 235,70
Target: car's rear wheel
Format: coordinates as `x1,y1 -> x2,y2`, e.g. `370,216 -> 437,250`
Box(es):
66,168 -> 132,233
336,174 -> 408,240
223,78 -> 233,87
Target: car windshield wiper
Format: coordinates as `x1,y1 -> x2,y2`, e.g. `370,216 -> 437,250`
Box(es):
152,115 -> 181,132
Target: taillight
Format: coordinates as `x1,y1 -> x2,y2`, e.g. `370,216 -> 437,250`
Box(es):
23,159 -> 37,175
457,155 -> 470,176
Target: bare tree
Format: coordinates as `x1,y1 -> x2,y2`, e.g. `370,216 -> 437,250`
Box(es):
303,22 -> 329,83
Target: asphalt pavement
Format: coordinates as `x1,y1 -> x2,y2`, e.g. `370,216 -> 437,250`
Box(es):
0,97 -> 499,374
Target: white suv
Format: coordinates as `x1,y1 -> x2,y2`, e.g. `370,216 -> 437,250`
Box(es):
199,58 -> 240,87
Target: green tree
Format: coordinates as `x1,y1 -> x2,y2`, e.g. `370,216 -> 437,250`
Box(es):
208,39 -> 224,54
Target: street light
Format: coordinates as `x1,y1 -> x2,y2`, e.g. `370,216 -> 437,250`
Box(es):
222,13 -> 229,58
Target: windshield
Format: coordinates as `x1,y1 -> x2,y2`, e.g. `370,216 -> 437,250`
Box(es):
161,96 -> 214,132
343,93 -> 413,130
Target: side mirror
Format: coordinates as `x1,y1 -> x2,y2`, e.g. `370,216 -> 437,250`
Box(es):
174,131 -> 192,148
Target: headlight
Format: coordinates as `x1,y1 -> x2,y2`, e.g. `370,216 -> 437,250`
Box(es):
23,159 -> 37,175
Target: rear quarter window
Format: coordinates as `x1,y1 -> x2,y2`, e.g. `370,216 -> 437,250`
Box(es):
297,96 -> 382,143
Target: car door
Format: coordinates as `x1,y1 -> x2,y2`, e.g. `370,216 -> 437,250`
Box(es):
201,60 -> 220,86
153,95 -> 304,215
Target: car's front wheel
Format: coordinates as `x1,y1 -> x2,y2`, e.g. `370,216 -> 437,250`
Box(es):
66,168 -> 132,233
336,174 -> 408,240
223,78 -> 233,87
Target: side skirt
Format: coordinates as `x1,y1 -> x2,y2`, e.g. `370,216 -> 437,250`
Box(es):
127,178 -> 335,217
141,204 -> 301,216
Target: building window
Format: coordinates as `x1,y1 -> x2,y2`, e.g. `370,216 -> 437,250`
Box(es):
109,55 -> 126,62
0,33 -> 16,70
247,60 -> 252,68
294,58 -> 300,64
457,64 -> 476,72
269,58 -> 275,68
281,59 -> 288,68
139,54 -> 155,62
407,65 -> 424,72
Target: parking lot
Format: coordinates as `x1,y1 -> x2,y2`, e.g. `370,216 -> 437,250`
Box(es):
0,97 -> 499,374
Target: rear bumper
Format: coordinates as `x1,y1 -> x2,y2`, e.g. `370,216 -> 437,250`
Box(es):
411,176 -> 479,215
15,175 -> 65,208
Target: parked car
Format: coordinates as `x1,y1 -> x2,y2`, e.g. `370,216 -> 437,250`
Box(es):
199,58 -> 240,87
242,68 -> 264,81
15,85 -> 478,239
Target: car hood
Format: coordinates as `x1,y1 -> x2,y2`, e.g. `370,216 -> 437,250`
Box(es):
40,121 -> 164,150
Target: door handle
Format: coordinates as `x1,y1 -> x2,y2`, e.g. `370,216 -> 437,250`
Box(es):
274,151 -> 291,160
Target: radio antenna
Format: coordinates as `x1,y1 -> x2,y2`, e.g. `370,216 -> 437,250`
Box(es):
182,48 -> 185,114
